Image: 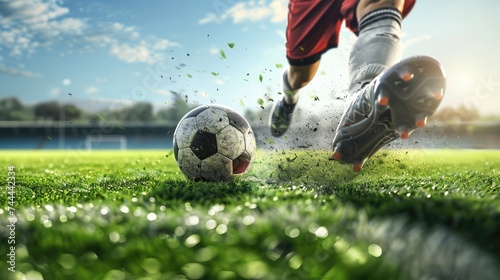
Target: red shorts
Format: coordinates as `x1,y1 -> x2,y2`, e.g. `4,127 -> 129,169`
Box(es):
286,0 -> 416,66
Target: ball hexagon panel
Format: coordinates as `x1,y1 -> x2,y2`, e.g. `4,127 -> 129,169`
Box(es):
244,130 -> 257,157
233,151 -> 252,174
217,125 -> 245,160
184,105 -> 209,118
196,108 -> 229,133
174,117 -> 199,149
177,148 -> 202,180
226,110 -> 250,133
190,130 -> 218,160
201,153 -> 232,181
173,140 -> 179,161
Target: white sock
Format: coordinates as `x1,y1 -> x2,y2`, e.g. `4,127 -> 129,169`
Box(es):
348,7 -> 404,95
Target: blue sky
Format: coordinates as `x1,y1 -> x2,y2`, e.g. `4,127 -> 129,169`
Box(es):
1,0 -> 500,116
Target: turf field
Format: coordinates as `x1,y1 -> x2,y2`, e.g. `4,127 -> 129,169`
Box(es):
0,149 -> 499,280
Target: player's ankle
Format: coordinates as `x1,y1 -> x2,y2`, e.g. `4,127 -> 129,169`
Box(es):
282,70 -> 299,105
283,94 -> 298,105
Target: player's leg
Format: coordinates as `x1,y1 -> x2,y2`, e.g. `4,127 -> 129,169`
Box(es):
332,0 -> 446,171
269,0 -> 343,137
269,61 -> 320,137
286,61 -> 321,104
347,0 -> 405,95
356,0 -> 405,22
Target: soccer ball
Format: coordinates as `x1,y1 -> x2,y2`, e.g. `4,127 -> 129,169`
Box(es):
173,104 -> 257,181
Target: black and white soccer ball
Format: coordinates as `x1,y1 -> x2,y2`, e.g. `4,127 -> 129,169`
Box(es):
173,104 -> 256,181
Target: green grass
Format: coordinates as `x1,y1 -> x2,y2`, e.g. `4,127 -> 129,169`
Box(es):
0,149 -> 499,280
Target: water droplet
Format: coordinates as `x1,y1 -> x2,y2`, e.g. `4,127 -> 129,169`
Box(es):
43,219 -> 53,228
119,205 -> 129,213
104,270 -> 125,280
133,208 -> 143,217
368,244 -> 382,257
24,271 -> 44,280
100,207 -> 110,215
315,226 -> 328,238
242,215 -> 255,225
289,228 -> 300,238
175,226 -> 186,236
195,247 -> 216,262
146,212 -> 157,221
206,219 -> 217,230
185,234 -> 200,248
26,213 -> 35,221
58,253 -> 77,269
238,261 -> 269,278
345,247 -> 367,264
141,258 -> 161,274
109,232 -> 120,243
59,215 -> 68,222
289,255 -> 302,269
186,215 -> 200,226
182,263 -> 206,279
334,237 -> 350,253
216,224 -> 227,234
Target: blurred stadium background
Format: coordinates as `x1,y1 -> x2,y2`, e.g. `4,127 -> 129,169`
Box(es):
1,96 -> 499,150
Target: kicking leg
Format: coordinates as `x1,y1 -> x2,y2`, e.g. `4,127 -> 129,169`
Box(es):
348,0 -> 405,95
332,0 -> 446,171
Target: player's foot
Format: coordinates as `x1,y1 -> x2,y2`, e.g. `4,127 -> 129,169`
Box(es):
331,55 -> 446,172
269,97 -> 297,137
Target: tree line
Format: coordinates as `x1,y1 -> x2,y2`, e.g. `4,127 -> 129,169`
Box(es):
0,97 -> 199,123
0,96 -> 484,124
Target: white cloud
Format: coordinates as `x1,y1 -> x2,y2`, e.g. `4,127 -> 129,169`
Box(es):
152,39 -> 179,51
95,77 -> 108,83
269,0 -> 287,23
0,0 -> 69,23
214,79 -> 225,85
0,63 -> 40,78
226,2 -> 272,23
62,79 -> 71,86
198,13 -> 218,25
110,43 -> 150,63
86,86 -> 100,95
199,0 -> 287,25
152,89 -> 170,96
0,0 -> 180,76
109,41 -> 161,64
50,87 -> 62,97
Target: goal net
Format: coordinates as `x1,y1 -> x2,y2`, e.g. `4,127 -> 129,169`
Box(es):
84,135 -> 127,150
